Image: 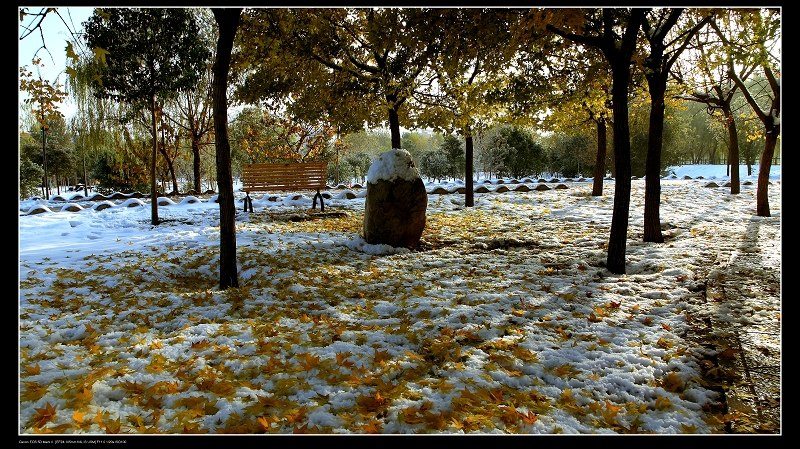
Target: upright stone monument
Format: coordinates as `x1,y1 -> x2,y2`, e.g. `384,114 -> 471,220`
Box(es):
363,149 -> 427,248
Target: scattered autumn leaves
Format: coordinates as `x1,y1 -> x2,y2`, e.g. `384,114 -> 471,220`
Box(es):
20,201 -> 714,434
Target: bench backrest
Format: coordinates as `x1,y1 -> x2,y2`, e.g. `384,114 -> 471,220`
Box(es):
242,162 -> 327,192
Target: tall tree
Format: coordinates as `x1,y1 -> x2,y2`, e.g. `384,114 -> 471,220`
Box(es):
157,117 -> 181,194
19,59 -> 67,198
711,10 -> 780,217
640,9 -> 712,242
212,7 -> 242,289
84,8 -> 210,225
234,9 -> 371,174
284,9 -> 442,148
548,8 -> 647,274
535,51 -> 612,195
678,24 -> 754,195
165,72 -> 214,193
415,9 -> 518,206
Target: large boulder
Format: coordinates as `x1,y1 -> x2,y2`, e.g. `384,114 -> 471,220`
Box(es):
363,149 -> 427,248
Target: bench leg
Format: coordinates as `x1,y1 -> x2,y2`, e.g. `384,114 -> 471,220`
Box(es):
244,192 -> 252,212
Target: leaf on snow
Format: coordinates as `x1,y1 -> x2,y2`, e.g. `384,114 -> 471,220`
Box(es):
29,402 -> 57,428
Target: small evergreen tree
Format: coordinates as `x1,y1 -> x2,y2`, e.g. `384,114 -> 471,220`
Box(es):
20,159 -> 44,199
440,135 -> 465,180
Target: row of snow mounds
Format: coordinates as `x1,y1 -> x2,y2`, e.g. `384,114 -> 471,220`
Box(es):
702,181 -> 767,188
47,191 -> 147,202
156,196 -> 202,206
22,196 -> 206,215
669,175 -> 731,180
181,189 -> 217,195
46,189 -> 216,202
326,183 -> 366,190
703,181 -> 735,188
477,177 -> 590,185
429,183 -> 571,195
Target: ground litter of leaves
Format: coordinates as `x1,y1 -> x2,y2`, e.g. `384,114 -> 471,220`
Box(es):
19,180 -> 780,434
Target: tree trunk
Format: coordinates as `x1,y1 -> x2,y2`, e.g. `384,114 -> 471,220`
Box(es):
158,132 -> 180,194
756,132 -> 777,217
592,118 -> 607,196
334,129 -> 340,186
212,8 -> 242,289
722,106 -> 740,194
643,75 -> 665,243
606,63 -> 633,274
149,95 -> 159,225
192,135 -> 202,192
747,160 -> 752,176
55,167 -> 60,195
42,127 -> 49,198
465,128 -> 474,207
387,98 -> 401,149
166,155 -> 179,194
608,145 -> 616,178
83,153 -> 88,197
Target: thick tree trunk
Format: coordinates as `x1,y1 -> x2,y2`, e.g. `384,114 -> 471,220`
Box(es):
606,64 -> 633,274
212,8 -> 242,289
756,132 -> 777,217
592,118 -> 607,196
388,105 -> 401,149
192,136 -> 202,192
722,107 -> 740,194
150,95 -> 159,225
465,128 -> 474,207
643,76 -> 665,243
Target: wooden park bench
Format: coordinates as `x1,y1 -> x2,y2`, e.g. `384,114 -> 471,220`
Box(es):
241,162 -> 328,212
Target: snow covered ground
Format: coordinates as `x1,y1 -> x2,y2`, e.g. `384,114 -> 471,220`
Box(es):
18,172 -> 781,434
664,164 -> 780,180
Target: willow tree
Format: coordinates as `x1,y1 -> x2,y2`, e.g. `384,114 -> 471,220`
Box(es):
84,8 -> 210,225
547,8 -> 647,274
